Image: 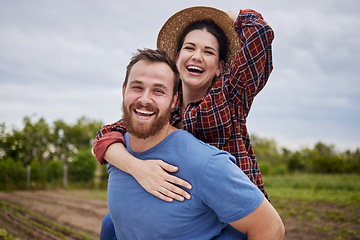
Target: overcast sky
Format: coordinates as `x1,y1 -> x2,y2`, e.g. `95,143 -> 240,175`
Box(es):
0,0 -> 359,152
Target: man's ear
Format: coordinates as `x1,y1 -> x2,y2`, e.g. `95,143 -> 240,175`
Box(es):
171,92 -> 179,109
122,83 -> 126,96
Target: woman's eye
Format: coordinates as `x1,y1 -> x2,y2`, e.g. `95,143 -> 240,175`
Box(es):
184,46 -> 195,50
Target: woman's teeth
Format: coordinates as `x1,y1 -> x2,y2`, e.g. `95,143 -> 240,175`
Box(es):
187,66 -> 204,73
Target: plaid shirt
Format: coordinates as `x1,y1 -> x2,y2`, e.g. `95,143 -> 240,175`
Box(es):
94,9 -> 274,200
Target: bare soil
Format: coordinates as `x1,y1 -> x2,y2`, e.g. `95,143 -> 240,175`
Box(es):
0,190 -> 108,240
0,190 -> 359,239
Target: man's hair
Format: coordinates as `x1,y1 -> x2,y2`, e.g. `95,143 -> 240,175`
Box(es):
124,48 -> 180,96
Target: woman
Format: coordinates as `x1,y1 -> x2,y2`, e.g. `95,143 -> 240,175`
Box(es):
95,6 -> 273,200
97,6 -> 274,238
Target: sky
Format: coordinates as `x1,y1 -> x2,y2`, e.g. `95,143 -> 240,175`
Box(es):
0,0 -> 359,152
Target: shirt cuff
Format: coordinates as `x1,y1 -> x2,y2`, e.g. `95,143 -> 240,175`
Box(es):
93,132 -> 124,164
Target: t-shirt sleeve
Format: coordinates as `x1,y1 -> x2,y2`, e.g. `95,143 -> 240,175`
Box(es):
200,151 -> 264,223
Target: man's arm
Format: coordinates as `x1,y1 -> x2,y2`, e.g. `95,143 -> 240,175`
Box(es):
229,198 -> 285,240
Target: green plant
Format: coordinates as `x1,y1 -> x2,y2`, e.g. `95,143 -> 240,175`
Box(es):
0,229 -> 20,240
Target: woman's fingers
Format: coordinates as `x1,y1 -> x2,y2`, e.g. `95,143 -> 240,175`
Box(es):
158,161 -> 192,190
161,180 -> 191,201
133,159 -> 192,202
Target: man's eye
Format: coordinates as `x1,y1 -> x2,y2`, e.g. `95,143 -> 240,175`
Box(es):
154,89 -> 165,94
132,86 -> 142,90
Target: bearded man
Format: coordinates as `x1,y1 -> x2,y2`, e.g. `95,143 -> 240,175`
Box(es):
104,48 -> 285,240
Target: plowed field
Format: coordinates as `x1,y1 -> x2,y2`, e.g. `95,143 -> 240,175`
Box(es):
0,190 -> 107,240
0,189 -> 359,239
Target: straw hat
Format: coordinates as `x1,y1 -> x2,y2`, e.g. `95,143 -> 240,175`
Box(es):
157,6 -> 241,74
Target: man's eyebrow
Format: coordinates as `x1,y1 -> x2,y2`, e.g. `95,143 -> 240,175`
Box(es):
129,80 -> 143,85
153,83 -> 168,90
129,81 -> 169,90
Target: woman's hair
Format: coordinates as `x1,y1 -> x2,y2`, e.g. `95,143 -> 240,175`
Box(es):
124,48 -> 180,96
176,20 -> 229,63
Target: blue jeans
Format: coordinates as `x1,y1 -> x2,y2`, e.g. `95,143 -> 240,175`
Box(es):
100,212 -> 247,240
100,213 -> 117,240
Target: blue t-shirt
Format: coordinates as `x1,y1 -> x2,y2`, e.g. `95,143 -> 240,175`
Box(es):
107,130 -> 264,240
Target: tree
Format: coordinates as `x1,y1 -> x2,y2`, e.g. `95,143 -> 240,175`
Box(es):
69,148 -> 97,182
310,142 -> 345,173
251,134 -> 281,163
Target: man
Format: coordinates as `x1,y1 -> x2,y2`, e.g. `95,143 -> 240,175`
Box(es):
106,48 -> 285,239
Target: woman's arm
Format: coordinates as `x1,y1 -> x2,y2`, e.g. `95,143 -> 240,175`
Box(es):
106,143 -> 192,202
229,9 -> 275,116
93,121 -> 192,202
93,120 -> 127,164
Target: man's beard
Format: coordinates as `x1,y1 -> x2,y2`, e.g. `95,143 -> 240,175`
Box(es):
122,101 -> 173,139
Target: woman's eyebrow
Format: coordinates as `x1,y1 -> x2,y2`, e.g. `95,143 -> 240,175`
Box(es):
183,42 -> 217,52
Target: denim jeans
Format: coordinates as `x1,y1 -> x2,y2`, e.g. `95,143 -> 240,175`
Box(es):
100,213 -> 116,240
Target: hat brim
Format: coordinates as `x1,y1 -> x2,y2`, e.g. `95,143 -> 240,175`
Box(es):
157,6 -> 241,74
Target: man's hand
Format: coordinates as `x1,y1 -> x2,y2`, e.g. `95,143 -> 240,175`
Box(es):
130,159 -> 192,202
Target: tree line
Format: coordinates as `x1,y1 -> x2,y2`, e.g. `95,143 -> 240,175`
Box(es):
0,116 -> 106,190
0,116 -> 359,191
251,135 -> 360,175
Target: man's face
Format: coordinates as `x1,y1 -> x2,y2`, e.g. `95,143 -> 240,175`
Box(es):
122,60 -> 176,139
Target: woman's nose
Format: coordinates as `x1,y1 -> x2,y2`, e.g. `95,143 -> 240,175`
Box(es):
191,50 -> 203,61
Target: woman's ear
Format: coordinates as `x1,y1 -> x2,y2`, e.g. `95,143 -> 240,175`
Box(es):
216,60 -> 225,76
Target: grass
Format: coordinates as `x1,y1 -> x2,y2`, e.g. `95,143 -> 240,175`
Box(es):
264,174 -> 360,205
0,229 -> 20,240
263,174 -> 360,240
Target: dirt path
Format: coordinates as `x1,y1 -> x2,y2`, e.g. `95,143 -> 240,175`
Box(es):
0,190 -> 359,239
0,190 -> 108,240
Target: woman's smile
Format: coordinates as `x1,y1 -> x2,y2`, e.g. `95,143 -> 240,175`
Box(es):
177,29 -> 223,94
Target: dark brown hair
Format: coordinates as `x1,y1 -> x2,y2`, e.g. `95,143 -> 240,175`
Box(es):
124,48 -> 180,96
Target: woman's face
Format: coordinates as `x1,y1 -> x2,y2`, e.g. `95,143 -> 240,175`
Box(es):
176,29 -> 224,93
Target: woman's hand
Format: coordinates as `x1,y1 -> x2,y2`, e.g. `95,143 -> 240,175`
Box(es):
227,10 -> 238,23
130,159 -> 192,202
105,143 -> 192,202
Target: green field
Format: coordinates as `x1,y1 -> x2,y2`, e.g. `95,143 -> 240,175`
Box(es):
264,174 -> 360,239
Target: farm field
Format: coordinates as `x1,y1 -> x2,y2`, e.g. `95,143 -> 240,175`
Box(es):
0,174 -> 359,240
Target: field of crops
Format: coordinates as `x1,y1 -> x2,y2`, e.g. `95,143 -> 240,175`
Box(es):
0,174 -> 359,240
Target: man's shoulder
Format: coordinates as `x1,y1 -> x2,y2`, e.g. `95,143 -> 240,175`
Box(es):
170,130 -> 231,160
172,130 -> 218,150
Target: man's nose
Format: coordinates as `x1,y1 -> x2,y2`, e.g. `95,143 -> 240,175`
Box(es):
138,90 -> 152,105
